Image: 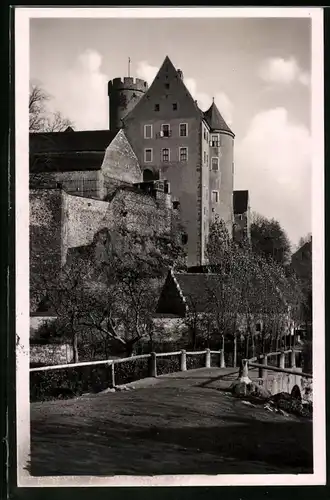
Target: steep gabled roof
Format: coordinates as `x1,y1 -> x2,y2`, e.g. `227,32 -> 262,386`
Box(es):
173,272 -> 223,313
123,55 -> 203,123
233,190 -> 249,215
204,102 -> 234,136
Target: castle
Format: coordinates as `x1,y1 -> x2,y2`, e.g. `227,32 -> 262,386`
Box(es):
30,55 -> 250,314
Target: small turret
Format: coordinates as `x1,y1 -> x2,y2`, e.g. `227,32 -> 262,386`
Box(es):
108,77 -> 148,132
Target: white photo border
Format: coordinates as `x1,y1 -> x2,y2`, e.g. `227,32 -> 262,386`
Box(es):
15,6 -> 325,487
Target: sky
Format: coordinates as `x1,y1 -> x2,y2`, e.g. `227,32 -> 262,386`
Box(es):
30,16 -> 312,247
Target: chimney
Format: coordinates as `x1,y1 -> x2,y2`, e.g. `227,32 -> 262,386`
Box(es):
177,69 -> 184,80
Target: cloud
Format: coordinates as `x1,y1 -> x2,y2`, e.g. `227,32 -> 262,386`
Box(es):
136,60 -> 233,124
48,49 -> 109,130
136,60 -> 159,85
235,108 -> 311,245
258,57 -> 310,87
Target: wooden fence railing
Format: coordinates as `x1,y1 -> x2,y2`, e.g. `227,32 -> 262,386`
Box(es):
240,350 -> 313,380
30,348 -> 226,388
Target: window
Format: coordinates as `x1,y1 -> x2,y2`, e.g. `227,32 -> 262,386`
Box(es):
203,151 -> 206,163
144,148 -> 153,162
180,123 -> 188,137
180,147 -> 188,162
172,102 -> 178,110
162,148 -> 170,162
212,190 -> 219,203
155,104 -> 160,111
165,83 -> 170,89
211,134 -> 220,147
211,157 -> 219,171
203,129 -> 206,140
144,124 -> 153,139
203,207 -> 207,215
161,124 -> 170,137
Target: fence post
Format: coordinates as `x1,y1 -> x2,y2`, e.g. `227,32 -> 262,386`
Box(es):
233,334 -> 237,368
239,359 -> 252,384
180,350 -> 187,371
110,361 -> 115,388
205,348 -> 211,368
220,349 -> 225,368
149,352 -> 157,378
258,354 -> 267,378
290,349 -> 296,369
279,351 -> 285,369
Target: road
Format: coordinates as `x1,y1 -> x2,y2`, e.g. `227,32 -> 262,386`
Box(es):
30,367 -> 313,476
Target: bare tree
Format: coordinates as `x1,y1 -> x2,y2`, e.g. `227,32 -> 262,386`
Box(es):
205,217 -> 304,356
29,82 -> 74,132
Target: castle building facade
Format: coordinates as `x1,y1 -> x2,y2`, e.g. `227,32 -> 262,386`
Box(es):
30,55 -> 250,307
108,56 -> 235,267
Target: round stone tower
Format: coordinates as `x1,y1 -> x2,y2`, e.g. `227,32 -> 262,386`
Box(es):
108,77 -> 148,132
204,101 -> 235,238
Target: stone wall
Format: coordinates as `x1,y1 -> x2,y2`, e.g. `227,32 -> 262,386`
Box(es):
30,189 -> 63,312
30,343 -> 73,366
30,184 -> 175,312
30,170 -> 106,200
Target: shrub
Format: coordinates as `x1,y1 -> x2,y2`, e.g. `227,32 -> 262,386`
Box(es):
157,354 -> 180,375
186,352 -> 206,370
114,358 -> 150,386
30,357 -> 150,402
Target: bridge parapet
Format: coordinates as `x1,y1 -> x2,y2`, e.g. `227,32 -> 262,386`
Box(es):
241,351 -> 313,402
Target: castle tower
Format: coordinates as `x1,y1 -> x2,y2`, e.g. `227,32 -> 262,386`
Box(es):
108,77 -> 148,132
204,101 -> 235,237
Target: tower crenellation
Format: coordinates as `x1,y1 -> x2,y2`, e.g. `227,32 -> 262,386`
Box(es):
108,77 -> 148,132
108,77 -> 148,93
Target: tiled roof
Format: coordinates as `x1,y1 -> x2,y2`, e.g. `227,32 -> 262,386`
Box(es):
233,190 -> 249,214
173,272 -> 224,313
203,102 -> 234,136
30,152 -> 105,173
30,129 -> 116,155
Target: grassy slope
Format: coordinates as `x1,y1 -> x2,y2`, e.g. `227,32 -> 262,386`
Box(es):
30,368 -> 313,476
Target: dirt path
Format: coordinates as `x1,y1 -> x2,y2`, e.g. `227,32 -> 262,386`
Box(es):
30,368 -> 313,476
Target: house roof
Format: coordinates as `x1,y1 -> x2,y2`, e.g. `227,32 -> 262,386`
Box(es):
203,102 -> 234,137
233,190 -> 249,214
173,272 -> 223,313
29,129 -> 117,173
30,152 -> 105,173
30,129 -> 116,154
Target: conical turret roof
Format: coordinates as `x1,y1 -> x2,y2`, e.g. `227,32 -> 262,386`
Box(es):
204,101 -> 234,137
